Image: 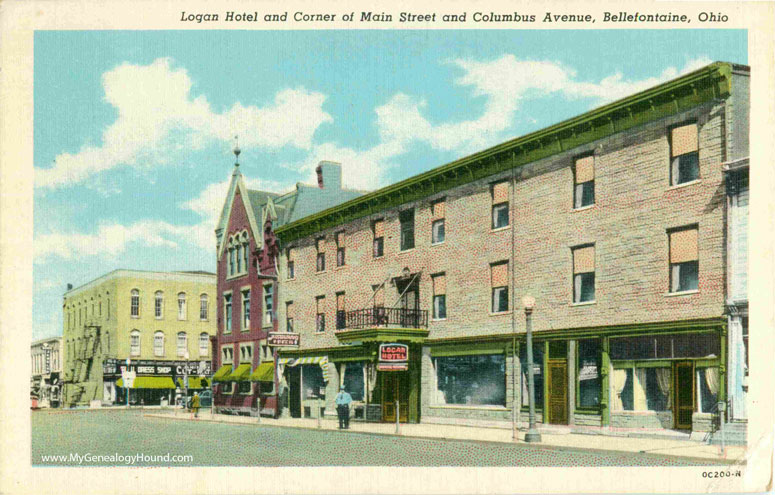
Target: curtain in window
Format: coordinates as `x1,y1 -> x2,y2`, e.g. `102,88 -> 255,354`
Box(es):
705,367 -> 720,396
655,368 -> 672,408
612,367 -> 627,411
633,368 -> 648,411
366,362 -> 378,402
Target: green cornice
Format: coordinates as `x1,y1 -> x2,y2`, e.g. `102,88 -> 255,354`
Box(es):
276,62 -> 733,245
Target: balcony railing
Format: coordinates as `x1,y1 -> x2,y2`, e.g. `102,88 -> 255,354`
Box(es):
342,307 -> 428,330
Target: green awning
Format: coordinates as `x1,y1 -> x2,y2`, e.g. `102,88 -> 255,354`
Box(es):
116,376 -> 176,389
228,363 -> 252,382
212,364 -> 233,382
177,377 -> 210,389
250,362 -> 275,382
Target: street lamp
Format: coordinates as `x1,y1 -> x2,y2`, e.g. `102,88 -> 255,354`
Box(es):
125,358 -> 131,408
522,295 -> 541,443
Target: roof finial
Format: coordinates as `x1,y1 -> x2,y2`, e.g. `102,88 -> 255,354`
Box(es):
233,135 -> 241,167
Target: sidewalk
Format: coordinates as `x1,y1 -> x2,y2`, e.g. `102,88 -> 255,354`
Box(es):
145,410 -> 746,463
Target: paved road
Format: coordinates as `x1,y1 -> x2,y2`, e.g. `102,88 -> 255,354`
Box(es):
33,409 -> 715,467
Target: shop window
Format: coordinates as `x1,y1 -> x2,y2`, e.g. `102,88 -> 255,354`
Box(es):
372,219 -> 384,258
435,354 -> 505,406
697,367 -> 720,413
574,155 -> 595,208
612,367 -> 670,412
302,365 -> 326,400
316,237 -> 326,272
432,273 -> 446,320
572,244 -> 595,303
340,362 -> 365,402
400,209 -> 415,251
431,199 -> 446,244
670,123 -> 699,185
520,343 -> 544,408
238,381 -> 252,395
491,181 -> 510,229
577,340 -> 601,409
335,231 -> 346,267
490,262 -> 509,313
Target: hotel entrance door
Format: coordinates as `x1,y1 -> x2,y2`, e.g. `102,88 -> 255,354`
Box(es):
381,372 -> 409,423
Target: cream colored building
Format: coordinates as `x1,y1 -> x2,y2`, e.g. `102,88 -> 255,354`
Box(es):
62,270 -> 216,407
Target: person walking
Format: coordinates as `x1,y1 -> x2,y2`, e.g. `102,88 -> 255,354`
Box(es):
335,386 -> 352,429
191,392 -> 200,419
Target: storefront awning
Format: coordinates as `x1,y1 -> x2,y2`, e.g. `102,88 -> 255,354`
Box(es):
278,356 -> 329,382
250,362 -> 275,382
177,377 -> 210,389
228,363 -> 252,382
212,364 -> 233,382
116,376 -> 176,389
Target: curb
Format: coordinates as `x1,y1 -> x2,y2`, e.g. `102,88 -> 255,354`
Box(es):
143,413 -> 742,465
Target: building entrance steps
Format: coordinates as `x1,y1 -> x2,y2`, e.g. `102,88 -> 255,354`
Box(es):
144,410 -> 746,463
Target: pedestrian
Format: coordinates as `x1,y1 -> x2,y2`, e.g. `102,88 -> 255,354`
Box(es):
191,392 -> 200,419
335,386 -> 352,429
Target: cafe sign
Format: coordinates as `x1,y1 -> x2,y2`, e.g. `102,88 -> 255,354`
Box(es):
377,343 -> 408,371
268,332 -> 301,348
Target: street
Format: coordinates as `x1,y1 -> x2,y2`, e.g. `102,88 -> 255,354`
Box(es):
32,409 -> 720,467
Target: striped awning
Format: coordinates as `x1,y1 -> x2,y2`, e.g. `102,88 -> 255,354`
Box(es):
278,356 -> 329,382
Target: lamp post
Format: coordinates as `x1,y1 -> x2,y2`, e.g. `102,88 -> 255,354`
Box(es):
125,358 -> 131,408
522,295 -> 541,443
183,351 -> 190,411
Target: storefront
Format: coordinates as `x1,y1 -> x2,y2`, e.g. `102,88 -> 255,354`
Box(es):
104,358 -> 212,406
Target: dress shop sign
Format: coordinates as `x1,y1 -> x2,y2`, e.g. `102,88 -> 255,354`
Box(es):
377,343 -> 408,371
103,358 -> 211,377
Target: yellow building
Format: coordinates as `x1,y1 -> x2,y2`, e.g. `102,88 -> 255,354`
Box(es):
62,270 -> 216,407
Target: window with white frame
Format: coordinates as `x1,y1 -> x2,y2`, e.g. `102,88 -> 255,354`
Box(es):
431,198 -> 446,244
242,289 -> 251,330
154,291 -> 164,319
177,292 -> 187,320
199,332 -> 209,356
239,343 -> 253,363
199,294 -> 208,320
153,331 -> 165,357
263,284 -> 273,326
130,289 -> 140,317
177,332 -> 187,357
221,345 -> 234,364
236,244 -> 243,273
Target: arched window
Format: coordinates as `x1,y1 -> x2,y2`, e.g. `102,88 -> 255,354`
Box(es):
236,244 -> 242,273
199,332 -> 209,357
154,331 -> 165,357
130,330 -> 141,356
130,289 -> 140,317
242,233 -> 250,273
177,332 -> 188,358
229,239 -> 236,275
154,291 -> 164,319
177,292 -> 187,320
199,294 -> 208,321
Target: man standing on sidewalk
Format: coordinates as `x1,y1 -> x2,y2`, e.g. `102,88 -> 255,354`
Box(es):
335,386 -> 352,429
191,392 -> 200,419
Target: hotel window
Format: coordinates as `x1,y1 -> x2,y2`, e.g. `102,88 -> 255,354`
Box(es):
286,248 -> 296,279
154,291 -> 163,319
263,284 -> 273,326
669,226 -> 699,292
242,289 -> 251,330
431,198 -> 446,244
491,181 -> 510,229
177,332 -> 187,357
572,244 -> 596,303
224,294 -> 232,333
372,219 -> 384,258
200,294 -> 208,320
316,296 -> 326,333
285,301 -> 294,332
434,354 -> 506,406
335,231 -> 346,267
670,122 -> 699,185
336,292 -> 346,330
400,209 -> 415,251
573,155 -> 595,209
577,339 -> 601,409
130,289 -> 140,317
316,237 -> 326,272
490,262 -> 509,313
177,292 -> 187,320
199,332 -> 209,356
432,273 -> 446,320
153,331 -> 165,357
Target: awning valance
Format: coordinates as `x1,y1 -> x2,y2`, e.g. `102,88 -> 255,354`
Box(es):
250,362 -> 275,382
212,364 -> 233,383
228,363 -> 252,382
278,356 -> 329,382
116,376 -> 176,389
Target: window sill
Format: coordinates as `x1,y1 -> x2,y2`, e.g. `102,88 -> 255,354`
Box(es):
130,315 -> 139,319
241,328 -> 250,333
226,273 -> 249,281
372,255 -> 385,261
570,300 -> 596,307
429,404 -> 508,411
397,248 -> 416,255
665,290 -> 699,297
334,265 -> 347,271
431,318 -> 447,322
431,241 -> 446,247
668,179 -> 701,190
155,317 -> 163,320
489,311 -> 510,317
314,270 -> 327,275
611,410 -> 670,416
572,204 -> 596,212
490,226 -> 510,233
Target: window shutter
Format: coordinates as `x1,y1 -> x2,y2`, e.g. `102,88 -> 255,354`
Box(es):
490,263 -> 508,287
336,293 -> 345,311
671,124 -> 698,157
492,182 -> 510,204
432,200 -> 446,221
670,228 -> 699,263
433,274 -> 446,295
575,156 -> 595,184
373,220 -> 384,238
573,246 -> 595,274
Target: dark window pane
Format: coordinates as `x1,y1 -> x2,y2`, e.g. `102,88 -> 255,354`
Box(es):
336,310 -> 346,330
337,248 -> 345,267
577,339 -> 601,408
373,237 -> 384,257
492,203 -> 509,229
610,336 -> 657,360
620,368 -> 634,411
548,341 -> 567,359
432,219 -> 445,244
317,253 -> 326,272
436,354 -> 506,406
287,261 -> 295,279
673,332 -> 719,358
678,261 -> 698,291
674,152 -> 700,184
698,368 -> 719,413
575,181 -> 595,208
492,287 -> 508,313
574,272 -> 595,302
645,368 -> 670,411
302,365 -> 325,400
342,363 -> 365,401
400,209 -> 415,251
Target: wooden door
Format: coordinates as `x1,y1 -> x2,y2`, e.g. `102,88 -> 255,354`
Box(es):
673,361 -> 694,429
381,373 -> 409,422
546,360 -> 568,425
287,367 -> 301,418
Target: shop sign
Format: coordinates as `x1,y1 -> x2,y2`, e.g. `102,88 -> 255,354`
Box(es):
378,343 -> 408,371
268,332 -> 300,348
103,358 -> 212,377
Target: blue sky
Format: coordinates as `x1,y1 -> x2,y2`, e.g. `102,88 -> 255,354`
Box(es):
32,29 -> 747,339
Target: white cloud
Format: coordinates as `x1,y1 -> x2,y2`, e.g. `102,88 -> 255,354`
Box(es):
35,58 -> 332,190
